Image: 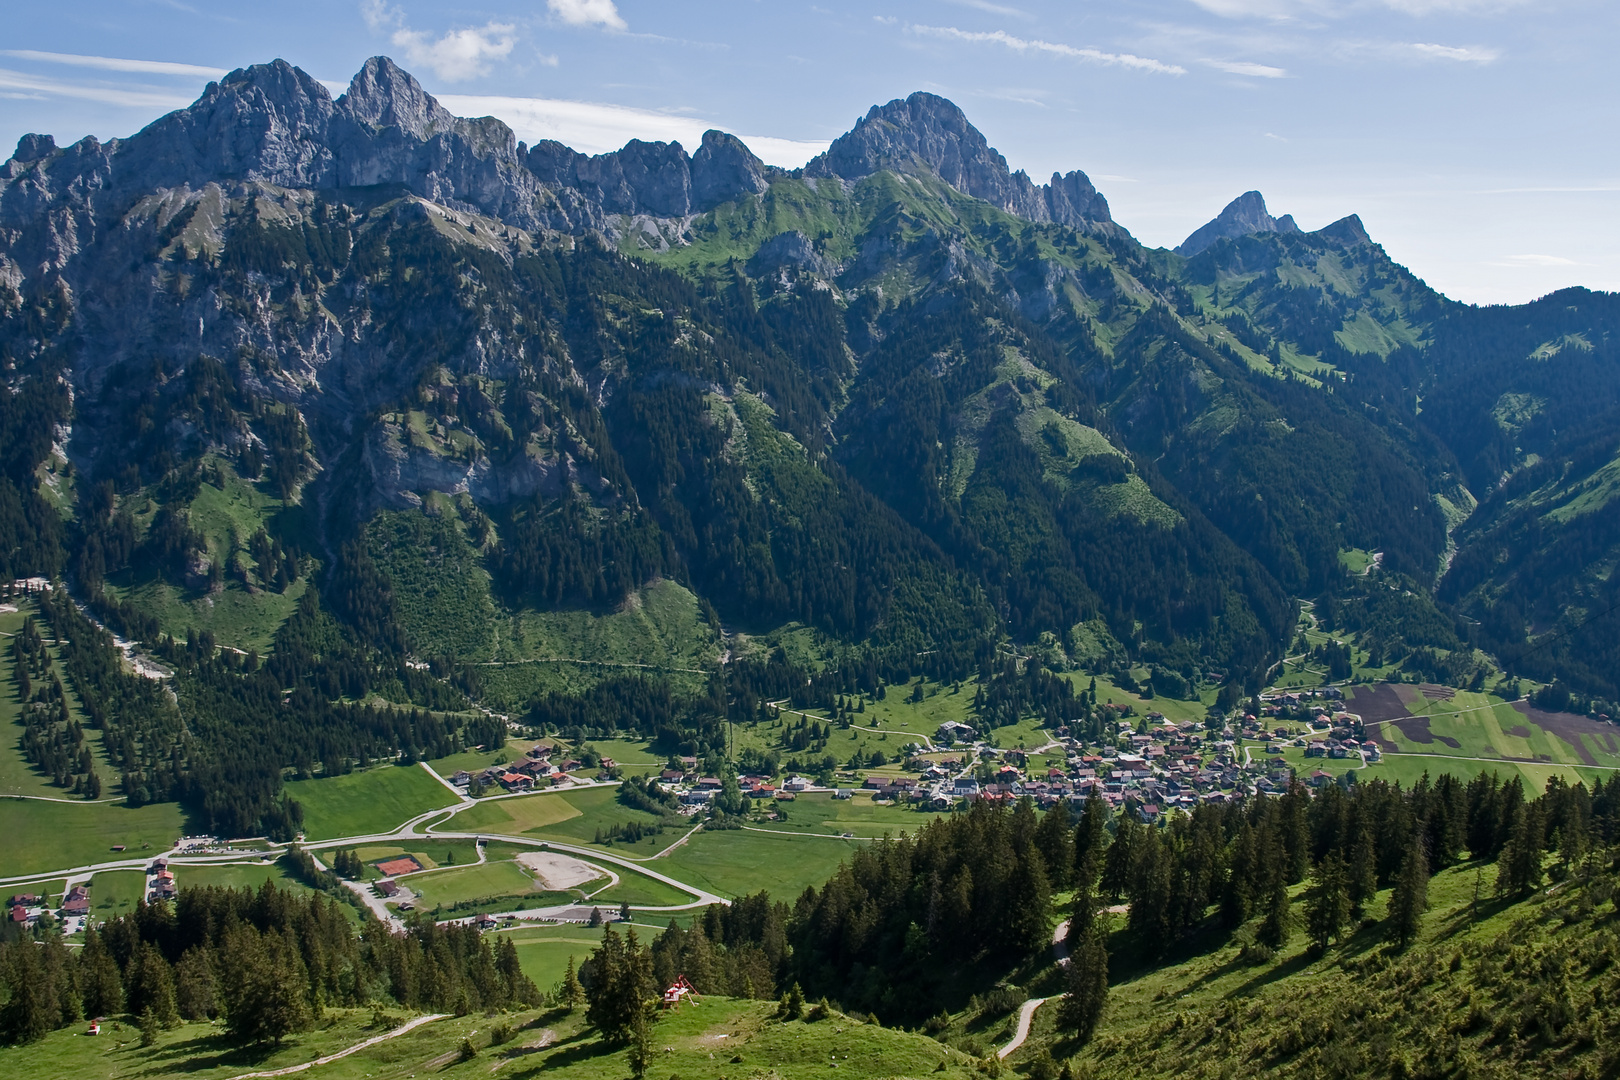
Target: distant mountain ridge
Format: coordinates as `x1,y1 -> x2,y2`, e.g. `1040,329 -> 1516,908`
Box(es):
1177,190 -> 1298,256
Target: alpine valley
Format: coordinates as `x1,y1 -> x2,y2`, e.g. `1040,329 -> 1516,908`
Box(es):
3,55 -> 1620,1080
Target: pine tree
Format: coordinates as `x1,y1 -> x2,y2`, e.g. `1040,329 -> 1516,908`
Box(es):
78,927 -> 124,1019
1056,921 -> 1109,1044
1495,802 -> 1544,898
627,1003 -> 654,1079
1034,803 -> 1075,890
1347,824 -> 1378,918
174,947 -> 218,1020
1257,875 -> 1292,951
562,954 -> 586,1008
1305,851 -> 1351,953
1387,841 -> 1429,948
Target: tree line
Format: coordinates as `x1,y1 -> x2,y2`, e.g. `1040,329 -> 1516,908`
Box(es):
0,882 -> 540,1046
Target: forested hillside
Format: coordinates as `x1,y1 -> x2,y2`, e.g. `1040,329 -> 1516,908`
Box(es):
2,56 -> 1619,830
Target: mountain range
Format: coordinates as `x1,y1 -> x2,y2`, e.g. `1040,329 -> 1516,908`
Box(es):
3,54 -> 1620,826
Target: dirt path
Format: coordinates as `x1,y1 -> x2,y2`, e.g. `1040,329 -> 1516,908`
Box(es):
647,821 -> 705,861
998,998 -> 1048,1059
221,1013 -> 448,1079
418,761 -> 473,803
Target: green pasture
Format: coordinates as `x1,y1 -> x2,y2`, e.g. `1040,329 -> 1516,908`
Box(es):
753,792 -> 936,837
426,736 -> 535,778
0,1007 -> 552,1080
451,785 -> 686,855
655,828 -> 864,900
1338,547 -> 1377,575
175,861 -> 310,895
588,863 -> 694,907
505,926 -> 603,991
0,797 -> 186,878
88,869 -> 146,922
1076,672 -> 1212,727
400,859 -> 554,908
284,763 -> 459,841
583,737 -> 665,767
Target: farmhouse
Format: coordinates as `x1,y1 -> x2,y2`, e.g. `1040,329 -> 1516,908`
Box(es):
375,856 -> 423,877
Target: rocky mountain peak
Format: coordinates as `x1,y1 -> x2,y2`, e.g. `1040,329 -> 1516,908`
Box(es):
804,91 -> 1113,231
339,55 -> 458,140
12,134 -> 56,163
1176,190 -> 1299,257
1315,213 -> 1371,247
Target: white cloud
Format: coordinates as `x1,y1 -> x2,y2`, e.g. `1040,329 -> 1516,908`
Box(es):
548,0 -> 628,31
0,50 -> 226,79
908,25 -> 1187,74
1206,59 -> 1289,76
1409,42 -> 1499,62
363,1 -> 516,82
436,94 -> 829,166
0,67 -> 195,110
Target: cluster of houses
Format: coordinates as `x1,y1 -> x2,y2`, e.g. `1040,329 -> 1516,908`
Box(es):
726,697 -> 1384,822
450,743 -> 594,794
9,883 -> 90,930
146,858 -> 177,902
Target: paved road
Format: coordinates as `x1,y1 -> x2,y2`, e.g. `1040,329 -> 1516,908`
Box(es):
998,997 -> 1048,1059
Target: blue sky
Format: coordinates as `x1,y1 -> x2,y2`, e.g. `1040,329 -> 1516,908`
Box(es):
3,0 -> 1614,304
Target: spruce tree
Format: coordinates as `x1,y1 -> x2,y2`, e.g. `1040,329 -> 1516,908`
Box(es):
1305,850 -> 1351,953
1257,875 -> 1292,951
1387,842 -> 1429,948
627,1005 -> 654,1079
563,954 -> 586,1008
1347,824 -> 1378,918
1057,921 -> 1109,1044
1495,802 -> 1544,898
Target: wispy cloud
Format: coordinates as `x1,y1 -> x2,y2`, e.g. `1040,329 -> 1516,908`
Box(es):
944,0 -> 1033,18
0,50 -> 225,79
0,67 -> 194,109
1409,42 -> 1499,63
435,93 -> 829,166
1185,0 -> 1525,16
362,1 -> 515,82
908,25 -> 1187,74
547,0 -> 627,31
1206,59 -> 1288,77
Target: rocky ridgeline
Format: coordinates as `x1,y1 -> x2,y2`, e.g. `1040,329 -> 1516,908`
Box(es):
0,57 -> 1127,280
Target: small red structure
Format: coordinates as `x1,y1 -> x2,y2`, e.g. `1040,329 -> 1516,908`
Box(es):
662,975 -> 699,1009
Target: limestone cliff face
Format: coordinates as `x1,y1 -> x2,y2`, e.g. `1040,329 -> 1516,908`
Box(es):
804,92 -> 1115,232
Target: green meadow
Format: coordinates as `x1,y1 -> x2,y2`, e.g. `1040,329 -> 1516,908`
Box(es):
284,764 -> 459,841
0,797 -> 186,878
655,828 -> 863,900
